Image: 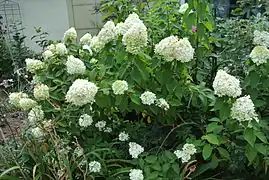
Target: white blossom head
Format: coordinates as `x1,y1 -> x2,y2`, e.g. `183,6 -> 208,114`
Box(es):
55,43 -> 67,55
90,36 -> 105,53
88,161 -> 101,173
112,80 -> 128,95
34,84 -> 49,100
80,33 -> 92,45
98,21 -> 116,45
66,55 -> 86,75
253,30 -> 269,47
104,127 -> 112,133
28,106 -> 44,124
95,121 -> 106,131
31,127 -> 44,138
140,91 -> 156,105
231,95 -> 259,123
129,169 -> 144,180
213,70 -> 242,98
63,27 -> 77,42
115,22 -> 128,36
182,143 -> 197,155
66,79 -> 98,106
174,150 -> 191,163
156,98 -> 169,111
124,13 -> 143,30
42,50 -> 53,60
249,46 -> 269,65
119,131 -> 129,141
82,45 -> 93,55
129,142 -> 144,158
79,114 -> 93,127
9,92 -> 28,107
46,44 -> 56,52
175,38 -> 194,62
19,98 -> 37,111
179,3 -> 189,14
25,59 -> 45,73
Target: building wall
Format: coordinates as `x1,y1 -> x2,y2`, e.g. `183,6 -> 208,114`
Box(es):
20,0 -> 69,50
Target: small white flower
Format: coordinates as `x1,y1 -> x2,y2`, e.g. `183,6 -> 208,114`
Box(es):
9,92 -> 28,107
129,169 -> 144,180
31,127 -> 44,138
213,70 -> 242,98
25,59 -> 45,73
140,91 -> 156,105
95,121 -> 106,131
80,33 -> 92,45
112,80 -> 128,95
249,46 -> 269,65
182,143 -> 197,155
90,58 -> 98,64
82,45 -> 93,55
98,21 -> 116,45
179,3 -> 189,14
104,127 -> 112,133
129,142 -> 144,158
55,43 -> 67,55
28,106 -> 44,124
89,161 -> 101,173
19,98 -> 37,110
34,84 -> 49,100
253,30 -> 269,47
74,147 -> 84,157
42,119 -> 53,130
115,22 -> 128,36
119,131 -> 129,141
42,50 -> 53,60
46,44 -> 56,52
174,150 -> 191,163
156,98 -> 169,111
63,27 -> 77,42
66,55 -> 86,75
90,36 -> 105,53
79,114 -> 93,127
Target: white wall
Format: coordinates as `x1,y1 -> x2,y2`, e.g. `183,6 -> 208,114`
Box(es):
20,0 -> 69,51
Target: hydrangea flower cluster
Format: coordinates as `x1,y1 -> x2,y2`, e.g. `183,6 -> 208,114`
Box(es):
19,98 -> 37,110
79,114 -> 93,127
156,98 -> 170,111
88,161 -> 101,173
25,58 -> 45,73
80,33 -> 92,45
178,3 -> 189,14
155,36 -> 194,62
129,142 -> 144,158
66,79 -> 98,106
66,55 -> 86,75
46,44 -> 56,52
140,91 -> 157,105
119,131 -> 129,141
9,92 -> 28,107
115,22 -> 128,36
231,95 -> 259,123
28,106 -> 44,124
31,127 -> 44,138
253,30 -> 269,47
249,46 -> 269,65
63,27 -> 77,42
55,43 -> 67,55
34,84 -> 50,100
213,70 -> 242,98
42,50 -> 53,60
129,169 -> 144,180
95,120 -> 107,131
112,80 -> 128,95
174,143 -> 196,163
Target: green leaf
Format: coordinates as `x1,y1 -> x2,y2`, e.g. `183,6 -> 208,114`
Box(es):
217,147 -> 230,159
211,154 -> 219,169
145,156 -> 158,164
255,143 -> 267,155
172,163 -> 180,174
244,128 -> 256,147
147,171 -> 159,179
191,162 -> 214,178
162,163 -> 170,173
254,131 -> 268,143
151,163 -> 162,171
203,134 -> 220,145
245,144 -> 257,163
130,94 -> 141,105
206,122 -> 223,133
202,144 -> 213,160
133,59 -> 149,81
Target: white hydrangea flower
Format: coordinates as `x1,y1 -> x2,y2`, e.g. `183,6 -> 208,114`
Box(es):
115,22 -> 128,36
80,33 -> 92,45
212,70 -> 242,98
98,21 -> 116,44
124,13 -> 143,30
63,27 -> 77,42
122,22 -> 148,55
79,114 -> 93,127
82,45 -> 93,55
19,98 -> 37,110
42,50 -> 53,60
104,127 -> 112,133
46,44 -> 56,52
129,169 -> 144,180
25,59 -> 45,73
249,46 -> 269,65
66,55 -> 86,75
9,92 -> 28,107
179,3 -> 189,14
90,58 -> 98,64
66,79 -> 98,106
231,95 -> 259,123
129,142 -> 144,158
95,121 -> 106,131
42,119 -> 53,131
55,43 -> 67,55
253,30 -> 269,47
31,127 -> 44,138
155,36 -> 194,62
174,150 -> 191,163
34,84 -> 49,100
182,143 -> 197,155
119,131 -> 129,141
112,80 -> 128,95
89,161 -> 101,173
156,98 -> 169,111
28,106 -> 44,124
90,36 -> 105,53
140,91 -> 156,105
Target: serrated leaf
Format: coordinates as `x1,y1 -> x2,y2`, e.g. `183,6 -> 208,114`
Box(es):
244,128 -> 256,147
202,144 -> 213,160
